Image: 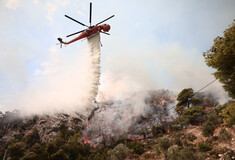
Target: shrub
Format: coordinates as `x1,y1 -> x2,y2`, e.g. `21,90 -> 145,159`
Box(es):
110,138 -> 132,149
169,119 -> 184,131
46,141 -> 58,155
8,141 -> 26,160
31,143 -> 47,159
138,128 -> 148,139
219,102 -> 235,125
219,128 -> 232,142
174,133 -> 182,147
63,133 -> 86,159
20,152 -> 38,160
63,143 -> 92,159
107,143 -> 131,160
65,142 -> 90,159
79,144 -> 92,158
202,122 -> 215,137
155,146 -> 161,155
152,125 -> 166,137
170,123 -> 182,131
157,133 -> 164,138
198,142 -> 212,152
186,133 -> 197,142
166,147 -> 203,160
31,143 -> 42,154
127,140 -> 145,155
0,151 -> 3,160
204,111 -> 221,126
183,140 -> 189,147
59,123 -> 67,133
159,137 -> 171,151
58,123 -> 74,140
46,133 -> 66,156
93,152 -> 106,160
93,152 -> 101,160
214,103 -> 227,114
180,106 -> 205,125
51,149 -> 69,160
24,128 -> 40,146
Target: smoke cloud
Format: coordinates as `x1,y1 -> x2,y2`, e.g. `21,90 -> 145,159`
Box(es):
1,34 -> 101,115
98,43 -> 229,103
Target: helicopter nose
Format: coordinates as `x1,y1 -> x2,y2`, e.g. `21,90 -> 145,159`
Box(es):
103,25 -> 110,32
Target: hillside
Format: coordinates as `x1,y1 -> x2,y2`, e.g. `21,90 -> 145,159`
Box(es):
0,90 -> 234,160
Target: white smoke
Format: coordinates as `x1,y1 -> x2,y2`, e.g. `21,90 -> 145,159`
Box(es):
98,43 -> 229,103
89,92 -> 149,136
7,34 -> 102,115
84,90 -> 176,146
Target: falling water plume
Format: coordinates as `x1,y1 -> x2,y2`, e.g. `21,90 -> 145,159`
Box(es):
86,33 -> 101,108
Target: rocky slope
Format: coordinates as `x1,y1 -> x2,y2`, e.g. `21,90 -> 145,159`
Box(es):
0,111 -> 85,150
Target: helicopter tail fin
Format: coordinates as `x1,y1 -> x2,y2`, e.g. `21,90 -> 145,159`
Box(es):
57,37 -> 63,43
57,38 -> 65,48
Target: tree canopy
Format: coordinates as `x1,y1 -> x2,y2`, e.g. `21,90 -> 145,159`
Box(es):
176,88 -> 194,108
219,101 -> 235,125
175,88 -> 200,115
203,20 -> 235,98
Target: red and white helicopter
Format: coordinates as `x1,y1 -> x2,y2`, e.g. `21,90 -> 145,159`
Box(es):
57,2 -> 114,47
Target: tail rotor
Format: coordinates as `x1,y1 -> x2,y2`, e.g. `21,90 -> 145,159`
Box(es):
57,37 -> 64,48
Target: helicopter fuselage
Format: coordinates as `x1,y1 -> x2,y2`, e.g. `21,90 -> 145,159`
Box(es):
57,2 -> 114,47
63,24 -> 110,44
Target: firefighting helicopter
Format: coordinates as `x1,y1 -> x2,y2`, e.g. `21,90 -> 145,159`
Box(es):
57,2 -> 114,48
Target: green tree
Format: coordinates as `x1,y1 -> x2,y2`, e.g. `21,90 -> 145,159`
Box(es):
50,149 -> 69,160
63,133 -> 85,159
20,152 -> 38,160
203,20 -> 235,98
180,106 -> 205,125
175,88 -> 200,115
31,143 -> 47,159
24,128 -> 40,146
219,101 -> 235,125
8,142 -> 26,160
177,88 -> 194,108
31,143 -> 42,154
46,141 -> 58,156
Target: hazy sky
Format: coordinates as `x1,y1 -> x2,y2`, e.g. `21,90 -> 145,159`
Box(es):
0,0 -> 235,112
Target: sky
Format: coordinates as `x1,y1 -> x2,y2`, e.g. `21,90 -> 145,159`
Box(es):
0,0 -> 235,113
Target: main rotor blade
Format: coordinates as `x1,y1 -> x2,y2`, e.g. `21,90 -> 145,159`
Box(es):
95,15 -> 115,26
101,32 -> 110,35
66,29 -> 86,37
65,15 -> 89,27
89,2 -> 92,27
